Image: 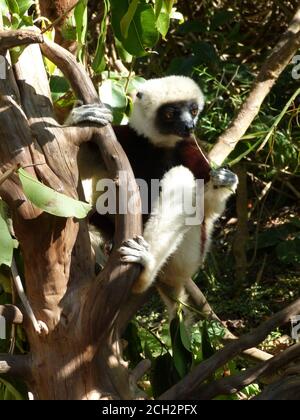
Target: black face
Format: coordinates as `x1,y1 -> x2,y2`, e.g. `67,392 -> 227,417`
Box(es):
155,100 -> 199,138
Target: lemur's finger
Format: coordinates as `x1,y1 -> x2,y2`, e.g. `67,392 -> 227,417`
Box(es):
119,246 -> 143,257
70,105 -> 113,125
122,239 -> 144,251
121,255 -> 143,264
134,235 -> 150,250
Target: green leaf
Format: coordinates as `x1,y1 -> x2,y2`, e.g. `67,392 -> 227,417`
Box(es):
151,353 -> 180,398
111,0 -> 159,57
75,0 -> 88,43
99,79 -> 127,109
6,0 -> 19,14
164,0 -> 174,14
50,75 -> 71,103
18,168 -> 91,219
75,0 -> 88,62
154,0 -> 163,18
92,0 -> 110,73
170,316 -> 192,378
179,313 -> 191,352
120,0 -> 139,39
202,321 -> 215,360
0,378 -> 24,400
0,201 -> 16,267
18,0 -> 34,16
156,12 -> 170,38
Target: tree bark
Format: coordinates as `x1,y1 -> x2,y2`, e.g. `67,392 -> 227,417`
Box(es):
0,32 -> 143,400
38,0 -> 78,52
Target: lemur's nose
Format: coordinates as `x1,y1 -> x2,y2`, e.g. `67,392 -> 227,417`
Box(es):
184,120 -> 195,133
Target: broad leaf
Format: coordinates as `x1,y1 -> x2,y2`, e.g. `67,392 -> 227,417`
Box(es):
6,0 -> 19,14
92,0 -> 109,73
18,168 -> 91,219
170,316 -> 192,378
111,0 -> 159,57
120,0 -> 139,39
0,202 -> 15,267
151,353 -> 180,398
18,0 -> 34,16
202,321 -> 215,360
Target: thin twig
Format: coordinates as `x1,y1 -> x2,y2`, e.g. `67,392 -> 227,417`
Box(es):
41,1 -> 81,35
10,258 -> 48,336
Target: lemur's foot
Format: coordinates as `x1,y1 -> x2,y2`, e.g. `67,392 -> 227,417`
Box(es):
119,236 -> 155,294
69,104 -> 113,125
211,168 -> 238,190
119,236 -> 151,266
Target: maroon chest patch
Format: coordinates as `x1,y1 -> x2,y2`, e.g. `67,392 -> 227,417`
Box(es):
177,140 -> 211,183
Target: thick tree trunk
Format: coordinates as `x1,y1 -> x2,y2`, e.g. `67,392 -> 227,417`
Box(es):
0,32 -> 143,400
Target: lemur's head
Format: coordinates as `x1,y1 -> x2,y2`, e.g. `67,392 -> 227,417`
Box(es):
129,76 -> 205,148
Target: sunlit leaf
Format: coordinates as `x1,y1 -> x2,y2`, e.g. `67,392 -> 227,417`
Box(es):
111,0 -> 159,57
0,201 -> 16,268
92,0 -> 109,73
170,316 -> 192,378
18,0 -> 34,16
18,168 -> 91,219
120,0 -> 139,39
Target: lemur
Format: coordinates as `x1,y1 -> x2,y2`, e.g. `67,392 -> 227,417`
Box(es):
70,76 -> 238,315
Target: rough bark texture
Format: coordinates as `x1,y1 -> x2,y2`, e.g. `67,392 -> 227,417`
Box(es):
0,32 -> 143,400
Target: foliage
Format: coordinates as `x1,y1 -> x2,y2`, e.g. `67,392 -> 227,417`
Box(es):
0,0 -> 299,401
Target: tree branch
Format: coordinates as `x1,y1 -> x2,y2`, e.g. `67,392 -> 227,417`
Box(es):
185,278 -> 273,363
254,375 -> 300,400
40,39 -> 143,343
0,305 -> 23,325
0,354 -> 31,378
209,6 -> 300,166
196,342 -> 300,400
0,30 -> 43,51
160,297 -> 300,399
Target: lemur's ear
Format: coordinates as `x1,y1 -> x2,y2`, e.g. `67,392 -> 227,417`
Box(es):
136,92 -> 143,99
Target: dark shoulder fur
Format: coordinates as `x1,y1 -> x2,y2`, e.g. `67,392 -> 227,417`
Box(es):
113,125 -> 211,184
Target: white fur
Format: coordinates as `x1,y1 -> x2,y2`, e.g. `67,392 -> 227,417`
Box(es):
120,166 -> 238,317
122,165 -> 196,293
129,76 -> 205,147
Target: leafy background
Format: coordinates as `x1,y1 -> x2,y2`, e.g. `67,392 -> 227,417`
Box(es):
0,0 -> 299,400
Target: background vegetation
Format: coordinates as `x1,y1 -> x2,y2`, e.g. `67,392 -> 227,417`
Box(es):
0,0 -> 299,400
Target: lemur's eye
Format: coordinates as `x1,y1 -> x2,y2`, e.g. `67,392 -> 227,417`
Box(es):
165,110 -> 174,120
191,108 -> 198,117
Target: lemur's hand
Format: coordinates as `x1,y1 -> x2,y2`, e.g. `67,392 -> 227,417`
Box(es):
211,168 -> 238,190
119,236 -> 152,267
68,104 -> 113,126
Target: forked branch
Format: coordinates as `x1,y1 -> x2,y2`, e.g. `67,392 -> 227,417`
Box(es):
196,342 -> 300,400
160,297 -> 300,399
209,6 -> 300,165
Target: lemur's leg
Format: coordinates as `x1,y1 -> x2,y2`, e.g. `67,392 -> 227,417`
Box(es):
119,165 -> 196,294
66,103 -> 113,126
